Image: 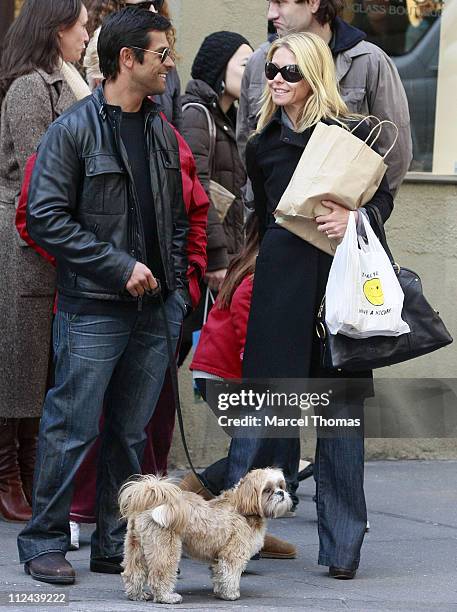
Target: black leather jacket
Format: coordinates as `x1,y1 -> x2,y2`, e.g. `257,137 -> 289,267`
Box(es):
27,86 -> 190,308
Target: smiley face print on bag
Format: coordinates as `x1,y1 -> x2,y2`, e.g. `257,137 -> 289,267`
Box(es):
363,277 -> 384,306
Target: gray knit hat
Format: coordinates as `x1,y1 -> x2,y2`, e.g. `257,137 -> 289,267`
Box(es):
191,31 -> 251,95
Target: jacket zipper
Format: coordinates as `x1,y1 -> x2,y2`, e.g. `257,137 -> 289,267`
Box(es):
144,112 -> 169,291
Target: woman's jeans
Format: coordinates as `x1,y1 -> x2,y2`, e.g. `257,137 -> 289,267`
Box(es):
199,380 -> 366,571
17,295 -> 183,564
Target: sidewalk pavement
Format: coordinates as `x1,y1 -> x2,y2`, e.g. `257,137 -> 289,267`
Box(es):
1,461 -> 457,612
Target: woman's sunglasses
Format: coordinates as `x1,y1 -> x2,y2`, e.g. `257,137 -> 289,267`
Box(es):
265,61 -> 303,83
124,0 -> 164,11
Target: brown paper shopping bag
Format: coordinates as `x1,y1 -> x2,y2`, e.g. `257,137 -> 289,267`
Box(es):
274,117 -> 398,224
275,214 -> 338,256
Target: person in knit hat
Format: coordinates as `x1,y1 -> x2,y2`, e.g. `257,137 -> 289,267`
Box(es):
191,31 -> 252,97
179,32 -> 252,364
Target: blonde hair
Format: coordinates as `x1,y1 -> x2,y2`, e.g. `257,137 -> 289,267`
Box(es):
257,32 -> 354,133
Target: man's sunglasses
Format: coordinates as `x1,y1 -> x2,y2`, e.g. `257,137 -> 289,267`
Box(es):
123,0 -> 164,11
265,61 -> 303,83
129,46 -> 172,63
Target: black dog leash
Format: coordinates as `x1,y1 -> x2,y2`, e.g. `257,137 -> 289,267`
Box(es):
157,291 -> 216,499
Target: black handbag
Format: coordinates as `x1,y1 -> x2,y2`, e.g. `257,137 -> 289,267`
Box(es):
316,207 -> 453,371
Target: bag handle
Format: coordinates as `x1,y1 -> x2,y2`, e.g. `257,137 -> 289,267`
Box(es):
366,120 -> 399,159
364,204 -> 398,269
350,114 -> 381,134
357,211 -> 387,254
182,102 -> 217,179
203,286 -> 216,324
351,115 -> 399,159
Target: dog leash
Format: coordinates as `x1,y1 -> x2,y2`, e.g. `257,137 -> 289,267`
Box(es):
158,292 -> 216,499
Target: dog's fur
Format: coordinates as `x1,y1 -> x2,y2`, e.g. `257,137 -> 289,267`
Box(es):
118,468 -> 292,603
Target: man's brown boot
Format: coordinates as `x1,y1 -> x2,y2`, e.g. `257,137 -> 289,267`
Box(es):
25,553 -> 75,585
17,417 -> 40,505
0,419 -> 32,522
178,472 -> 214,501
260,534 -> 297,559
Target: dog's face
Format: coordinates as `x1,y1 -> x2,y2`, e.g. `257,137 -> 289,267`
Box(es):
233,468 -> 293,518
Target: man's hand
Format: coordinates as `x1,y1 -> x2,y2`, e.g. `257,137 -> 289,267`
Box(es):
204,268 -> 227,292
316,200 -> 358,241
126,262 -> 158,297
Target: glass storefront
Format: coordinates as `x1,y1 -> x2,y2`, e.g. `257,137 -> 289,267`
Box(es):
345,0 -> 455,176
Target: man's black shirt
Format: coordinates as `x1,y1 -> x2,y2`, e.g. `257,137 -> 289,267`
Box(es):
120,111 -> 165,287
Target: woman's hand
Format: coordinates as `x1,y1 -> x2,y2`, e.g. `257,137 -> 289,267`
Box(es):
315,201 -> 357,241
205,268 -> 227,292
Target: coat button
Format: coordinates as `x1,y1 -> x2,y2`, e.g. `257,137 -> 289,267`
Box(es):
223,125 -> 228,131
283,137 -> 289,142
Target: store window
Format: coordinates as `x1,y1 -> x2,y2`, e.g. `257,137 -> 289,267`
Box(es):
345,0 -> 454,176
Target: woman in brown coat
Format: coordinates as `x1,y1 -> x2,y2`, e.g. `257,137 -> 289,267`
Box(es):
0,0 -> 90,522
179,31 -> 253,360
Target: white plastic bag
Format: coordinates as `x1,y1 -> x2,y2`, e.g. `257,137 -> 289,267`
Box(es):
325,212 -> 410,338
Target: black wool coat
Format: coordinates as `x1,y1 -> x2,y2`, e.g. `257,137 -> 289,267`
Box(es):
243,113 -> 393,387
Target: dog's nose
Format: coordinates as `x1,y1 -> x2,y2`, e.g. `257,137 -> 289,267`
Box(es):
276,490 -> 284,499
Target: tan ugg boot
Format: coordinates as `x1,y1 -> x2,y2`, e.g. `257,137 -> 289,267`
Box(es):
260,534 -> 297,559
178,472 -> 214,501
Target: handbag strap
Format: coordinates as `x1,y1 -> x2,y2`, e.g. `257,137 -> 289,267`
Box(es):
36,71 -> 59,122
182,102 -> 217,179
364,205 -> 396,264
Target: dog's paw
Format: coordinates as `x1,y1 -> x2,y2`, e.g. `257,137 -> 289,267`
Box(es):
127,591 -> 150,602
214,589 -> 240,601
155,592 -> 183,604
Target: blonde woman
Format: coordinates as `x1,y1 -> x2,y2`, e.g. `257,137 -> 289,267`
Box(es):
226,33 -> 394,578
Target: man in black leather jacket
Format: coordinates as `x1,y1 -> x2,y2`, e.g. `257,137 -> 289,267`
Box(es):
18,8 -> 190,584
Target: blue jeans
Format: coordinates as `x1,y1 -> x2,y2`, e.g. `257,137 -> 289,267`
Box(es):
224,437 -> 300,506
202,400 -> 366,571
17,293 -> 184,563
195,378 -> 300,506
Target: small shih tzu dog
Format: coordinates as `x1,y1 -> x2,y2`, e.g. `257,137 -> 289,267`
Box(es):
118,468 -> 292,603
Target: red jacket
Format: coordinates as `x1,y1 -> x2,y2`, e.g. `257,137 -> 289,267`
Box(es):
15,114 -> 209,308
190,275 -> 253,379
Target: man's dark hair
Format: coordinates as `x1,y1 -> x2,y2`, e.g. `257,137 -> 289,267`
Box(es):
296,0 -> 344,26
98,8 -> 171,80
0,0 -> 82,103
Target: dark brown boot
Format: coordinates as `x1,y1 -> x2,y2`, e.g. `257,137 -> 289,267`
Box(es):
25,553 -> 75,585
17,417 -> 40,505
0,419 -> 32,522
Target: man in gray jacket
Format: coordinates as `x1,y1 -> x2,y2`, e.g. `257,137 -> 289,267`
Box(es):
237,0 -> 412,195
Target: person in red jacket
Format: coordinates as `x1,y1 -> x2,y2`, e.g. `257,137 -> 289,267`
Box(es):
190,231 -> 255,383
15,117 -> 209,550
183,215 -> 296,560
